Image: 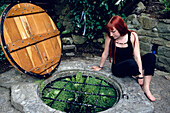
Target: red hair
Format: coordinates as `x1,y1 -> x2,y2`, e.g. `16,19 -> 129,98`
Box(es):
106,15 -> 129,36
106,16 -> 130,63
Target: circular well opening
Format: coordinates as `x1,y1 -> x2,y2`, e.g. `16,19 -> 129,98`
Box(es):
39,70 -> 122,113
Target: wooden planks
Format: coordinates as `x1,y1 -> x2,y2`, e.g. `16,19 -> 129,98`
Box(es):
7,29 -> 59,52
4,17 -> 33,71
6,3 -> 45,17
1,3 -> 61,77
29,55 -> 60,74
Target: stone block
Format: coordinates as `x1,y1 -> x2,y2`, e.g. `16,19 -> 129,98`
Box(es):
140,50 -> 148,56
139,36 -> 151,43
151,38 -> 164,46
72,34 -> 87,44
136,29 -> 159,37
63,45 -> 76,51
158,46 -> 170,58
166,41 -> 170,48
127,24 -> 135,29
158,56 -> 170,66
0,87 -> 20,113
138,16 -> 158,30
65,52 -> 75,56
159,19 -> 170,24
126,14 -> 140,26
62,37 -> 73,45
127,24 -> 141,31
132,18 -> 140,25
165,66 -> 170,73
126,14 -> 137,21
11,83 -> 58,113
156,62 -> 167,72
133,2 -> 146,14
158,46 -> 164,56
163,47 -> 170,57
159,33 -> 170,41
137,2 -> 146,9
126,20 -> 132,25
157,22 -> 170,33
139,42 -> 152,52
141,13 -> 151,17
82,53 -> 94,58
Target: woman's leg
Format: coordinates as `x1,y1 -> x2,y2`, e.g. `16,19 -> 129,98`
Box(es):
143,76 -> 156,101
112,59 -> 140,77
142,53 -> 156,101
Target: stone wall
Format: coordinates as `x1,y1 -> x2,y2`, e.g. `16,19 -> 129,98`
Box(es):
126,13 -> 170,73
52,1 -> 170,73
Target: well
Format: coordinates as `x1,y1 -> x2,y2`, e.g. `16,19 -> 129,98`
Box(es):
10,58 -> 154,113
40,70 -> 122,113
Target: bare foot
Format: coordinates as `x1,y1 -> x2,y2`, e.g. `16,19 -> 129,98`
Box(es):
142,86 -> 156,102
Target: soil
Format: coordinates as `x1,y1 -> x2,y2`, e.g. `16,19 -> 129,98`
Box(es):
0,60 -> 13,74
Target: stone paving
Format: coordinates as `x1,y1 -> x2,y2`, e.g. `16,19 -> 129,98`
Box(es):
0,56 -> 170,113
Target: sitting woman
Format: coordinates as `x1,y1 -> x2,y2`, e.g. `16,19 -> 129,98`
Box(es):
92,15 -> 156,102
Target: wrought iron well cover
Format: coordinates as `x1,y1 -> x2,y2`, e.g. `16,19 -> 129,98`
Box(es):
40,72 -> 120,113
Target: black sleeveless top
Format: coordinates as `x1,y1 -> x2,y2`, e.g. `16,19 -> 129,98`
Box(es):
112,31 -> 133,64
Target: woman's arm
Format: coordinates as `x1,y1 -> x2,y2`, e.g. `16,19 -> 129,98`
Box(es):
131,32 -> 144,85
92,33 -> 111,71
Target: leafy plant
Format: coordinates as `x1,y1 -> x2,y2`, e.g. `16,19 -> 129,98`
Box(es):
66,0 -> 126,42
0,46 -> 6,62
41,72 -> 117,113
0,4 -> 8,15
159,0 -> 170,11
0,4 -> 8,62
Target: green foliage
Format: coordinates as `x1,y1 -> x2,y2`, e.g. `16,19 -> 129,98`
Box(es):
0,4 -> 8,62
66,0 -> 126,41
159,0 -> 170,11
0,4 -> 8,15
41,72 -> 117,113
0,46 -> 6,62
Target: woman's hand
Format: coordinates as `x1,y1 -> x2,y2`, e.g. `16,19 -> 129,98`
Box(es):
91,66 -> 102,71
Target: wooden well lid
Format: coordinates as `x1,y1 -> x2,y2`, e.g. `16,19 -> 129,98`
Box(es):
0,3 -> 62,78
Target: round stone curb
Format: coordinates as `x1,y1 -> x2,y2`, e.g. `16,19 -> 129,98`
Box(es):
11,58 -> 154,113
11,83 -> 63,113
0,87 -> 21,113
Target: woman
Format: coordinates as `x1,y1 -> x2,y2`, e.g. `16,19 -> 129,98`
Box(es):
92,15 -> 156,102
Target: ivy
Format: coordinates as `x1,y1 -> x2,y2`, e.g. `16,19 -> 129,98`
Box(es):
66,0 -> 126,42
159,0 -> 170,11
0,42 -> 6,62
0,4 -> 8,62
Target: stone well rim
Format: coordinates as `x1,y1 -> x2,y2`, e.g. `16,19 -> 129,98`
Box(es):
38,69 -> 123,112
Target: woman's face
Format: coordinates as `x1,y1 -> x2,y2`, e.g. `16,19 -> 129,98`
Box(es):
109,27 -> 120,39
